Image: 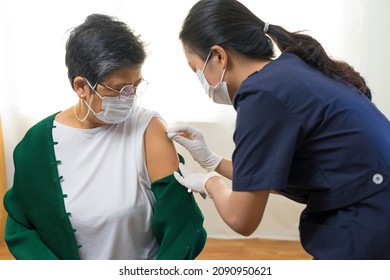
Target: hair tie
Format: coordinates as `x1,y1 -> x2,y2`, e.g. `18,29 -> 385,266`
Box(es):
263,22 -> 269,34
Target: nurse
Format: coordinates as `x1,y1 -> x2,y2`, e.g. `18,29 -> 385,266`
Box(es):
168,0 -> 390,259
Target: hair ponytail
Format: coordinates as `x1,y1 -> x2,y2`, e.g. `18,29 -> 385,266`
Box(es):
267,25 -> 372,100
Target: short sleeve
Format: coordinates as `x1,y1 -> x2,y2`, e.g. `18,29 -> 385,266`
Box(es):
233,89 -> 303,191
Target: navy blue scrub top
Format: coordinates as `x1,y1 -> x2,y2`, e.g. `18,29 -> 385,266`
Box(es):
232,52 -> 390,259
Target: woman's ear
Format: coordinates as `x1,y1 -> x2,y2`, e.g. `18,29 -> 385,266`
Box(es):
73,76 -> 89,98
210,45 -> 228,69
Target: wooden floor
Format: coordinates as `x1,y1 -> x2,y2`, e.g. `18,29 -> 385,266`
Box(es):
197,238 -> 311,260
1,238 -> 311,260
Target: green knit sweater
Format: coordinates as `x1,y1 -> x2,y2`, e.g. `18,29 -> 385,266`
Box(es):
3,113 -> 206,260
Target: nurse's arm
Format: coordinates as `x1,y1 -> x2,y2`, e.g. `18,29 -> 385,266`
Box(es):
205,176 -> 270,236
215,158 -> 233,180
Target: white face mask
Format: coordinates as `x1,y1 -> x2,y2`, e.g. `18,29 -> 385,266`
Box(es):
92,95 -> 135,124
84,79 -> 135,124
196,52 -> 232,105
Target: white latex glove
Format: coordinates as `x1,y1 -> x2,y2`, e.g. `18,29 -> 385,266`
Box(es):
167,125 -> 223,171
174,163 -> 218,199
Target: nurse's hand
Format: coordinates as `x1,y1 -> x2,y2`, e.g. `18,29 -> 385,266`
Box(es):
167,125 -> 223,171
174,163 -> 218,199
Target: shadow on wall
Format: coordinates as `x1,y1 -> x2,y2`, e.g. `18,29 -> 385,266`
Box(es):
172,119 -> 305,240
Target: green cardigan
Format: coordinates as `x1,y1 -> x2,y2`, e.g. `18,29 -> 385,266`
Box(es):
3,113 -> 206,260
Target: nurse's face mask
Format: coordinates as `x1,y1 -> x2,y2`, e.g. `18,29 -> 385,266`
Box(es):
84,78 -> 139,124
196,51 -> 232,105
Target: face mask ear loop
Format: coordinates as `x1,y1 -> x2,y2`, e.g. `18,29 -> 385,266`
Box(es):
201,51 -> 212,73
84,78 -> 104,100
218,68 -> 226,84
74,78 -> 97,122
83,78 -> 102,116
83,94 -> 98,115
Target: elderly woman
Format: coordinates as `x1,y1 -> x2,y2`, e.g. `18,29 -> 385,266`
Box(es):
4,14 -> 206,260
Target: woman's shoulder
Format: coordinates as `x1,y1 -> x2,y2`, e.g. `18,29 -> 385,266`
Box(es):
143,115 -> 179,183
18,112 -> 59,145
13,112 -> 59,164
133,106 -> 159,116
29,112 -> 58,130
131,106 -> 161,125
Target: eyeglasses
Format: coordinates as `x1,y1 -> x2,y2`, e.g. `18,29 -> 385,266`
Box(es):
98,78 -> 148,100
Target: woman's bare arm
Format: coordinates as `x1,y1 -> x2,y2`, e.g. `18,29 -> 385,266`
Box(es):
144,117 -> 179,183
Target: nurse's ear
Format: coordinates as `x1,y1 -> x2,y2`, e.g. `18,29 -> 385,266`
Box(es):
73,76 -> 92,99
210,45 -> 229,69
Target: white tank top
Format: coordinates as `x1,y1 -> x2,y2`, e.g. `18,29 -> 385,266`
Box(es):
53,106 -> 160,259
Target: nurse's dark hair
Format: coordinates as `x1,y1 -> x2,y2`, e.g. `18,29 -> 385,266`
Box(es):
65,14 -> 146,88
180,0 -> 372,100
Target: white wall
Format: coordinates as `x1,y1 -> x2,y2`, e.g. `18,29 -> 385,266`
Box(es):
1,0 -> 389,240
